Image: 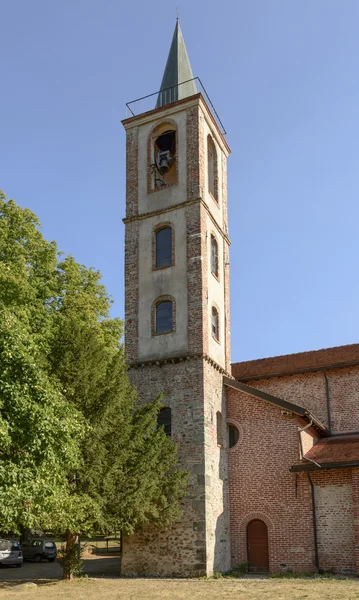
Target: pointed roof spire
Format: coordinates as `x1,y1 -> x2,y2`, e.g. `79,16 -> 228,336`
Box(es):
156,20 -> 197,109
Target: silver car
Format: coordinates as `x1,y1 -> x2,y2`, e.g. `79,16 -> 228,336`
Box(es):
21,539 -> 57,562
0,539 -> 23,568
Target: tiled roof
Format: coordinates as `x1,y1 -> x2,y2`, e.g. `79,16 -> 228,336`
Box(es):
232,344 -> 359,381
291,434 -> 359,471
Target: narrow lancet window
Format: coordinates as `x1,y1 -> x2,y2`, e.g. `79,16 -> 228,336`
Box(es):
216,411 -> 224,446
212,306 -> 219,342
156,301 -> 173,334
157,407 -> 172,437
156,227 -> 172,268
211,235 -> 219,278
207,135 -> 218,201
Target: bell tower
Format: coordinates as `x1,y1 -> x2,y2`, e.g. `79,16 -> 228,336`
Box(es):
122,20 -> 231,577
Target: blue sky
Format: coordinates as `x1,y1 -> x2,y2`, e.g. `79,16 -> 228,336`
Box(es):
1,0 -> 359,362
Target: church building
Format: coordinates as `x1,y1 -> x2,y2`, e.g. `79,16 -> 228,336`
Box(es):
121,21 -> 359,576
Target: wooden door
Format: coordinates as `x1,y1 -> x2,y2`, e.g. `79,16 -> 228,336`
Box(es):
247,519 -> 269,573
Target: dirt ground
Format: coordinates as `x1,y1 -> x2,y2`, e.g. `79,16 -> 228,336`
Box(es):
0,576 -> 359,600
0,554 -> 120,582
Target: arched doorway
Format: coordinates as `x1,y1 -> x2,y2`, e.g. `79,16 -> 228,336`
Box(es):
247,519 -> 269,572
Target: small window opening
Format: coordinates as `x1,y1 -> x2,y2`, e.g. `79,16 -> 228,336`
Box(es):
211,235 -> 219,277
157,407 -> 172,437
153,129 -> 177,189
207,135 -> 218,201
216,411 -> 223,446
228,424 -> 239,448
156,227 -> 172,268
212,306 -> 219,341
156,301 -> 173,334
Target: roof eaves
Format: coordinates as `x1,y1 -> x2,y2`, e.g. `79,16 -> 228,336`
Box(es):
290,460 -> 359,472
223,376 -> 327,433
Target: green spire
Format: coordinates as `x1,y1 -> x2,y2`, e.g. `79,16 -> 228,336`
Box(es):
156,20 -> 197,108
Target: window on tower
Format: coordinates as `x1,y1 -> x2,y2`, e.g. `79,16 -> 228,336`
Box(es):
155,301 -> 173,334
149,122 -> 178,191
157,407 -> 172,437
156,226 -> 173,268
211,235 -> 219,278
207,134 -> 218,202
212,306 -> 219,342
216,411 -> 224,447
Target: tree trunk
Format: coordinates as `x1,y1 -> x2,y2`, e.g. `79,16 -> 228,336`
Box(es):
63,530 -> 78,579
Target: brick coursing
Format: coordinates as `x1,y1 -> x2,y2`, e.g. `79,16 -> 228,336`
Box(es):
124,220 -> 139,363
227,386 -> 314,573
227,365 -> 359,574
352,468 -> 359,573
236,365 -> 359,435
125,128 -> 139,218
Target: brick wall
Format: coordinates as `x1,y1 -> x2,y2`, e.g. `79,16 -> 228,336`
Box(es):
233,364 -> 359,435
241,372 -> 329,428
351,468 -> 359,573
327,367 -> 359,433
227,386 -> 315,573
227,364 -> 359,574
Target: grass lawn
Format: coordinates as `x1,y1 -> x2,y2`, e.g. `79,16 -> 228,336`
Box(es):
1,577 -> 359,600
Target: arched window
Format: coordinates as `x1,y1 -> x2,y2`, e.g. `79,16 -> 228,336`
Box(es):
216,411 -> 223,446
156,301 -> 173,334
149,123 -> 177,191
156,227 -> 172,268
211,235 -> 219,278
212,306 -> 219,342
157,407 -> 171,437
228,424 -> 239,448
207,135 -> 218,201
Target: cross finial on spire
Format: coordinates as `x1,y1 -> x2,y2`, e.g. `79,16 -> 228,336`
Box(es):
176,6 -> 179,21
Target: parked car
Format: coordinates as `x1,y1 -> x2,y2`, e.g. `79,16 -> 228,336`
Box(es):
0,539 -> 23,567
21,539 -> 57,563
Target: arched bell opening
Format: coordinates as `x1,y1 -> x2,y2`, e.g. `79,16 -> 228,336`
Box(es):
150,124 -> 177,189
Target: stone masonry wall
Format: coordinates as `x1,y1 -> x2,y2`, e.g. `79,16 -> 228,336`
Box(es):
203,362 -> 231,573
122,359 -> 207,576
311,469 -> 355,574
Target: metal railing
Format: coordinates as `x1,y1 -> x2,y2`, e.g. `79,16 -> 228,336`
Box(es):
125,77 -> 226,135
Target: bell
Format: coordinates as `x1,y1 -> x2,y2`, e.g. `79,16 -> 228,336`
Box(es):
158,150 -> 171,174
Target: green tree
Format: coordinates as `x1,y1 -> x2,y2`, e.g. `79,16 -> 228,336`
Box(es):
0,193 -> 85,535
0,192 -> 187,578
49,258 -> 187,578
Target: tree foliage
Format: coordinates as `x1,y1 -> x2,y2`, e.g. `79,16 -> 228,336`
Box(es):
0,192 -> 186,574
